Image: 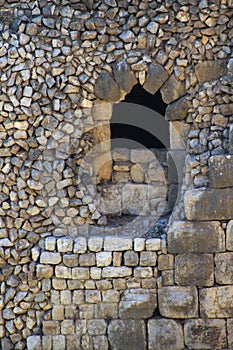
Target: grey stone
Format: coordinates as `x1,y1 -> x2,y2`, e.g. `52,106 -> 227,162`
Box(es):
200,286 -> 233,318
184,319 -> 227,350
143,63 -> 169,94
95,72 -> 121,102
122,184 -> 151,215
165,95 -> 191,121
227,220 -> 233,250
113,60 -> 137,93
160,74 -> 186,104
215,253 -> 233,284
158,286 -> 198,318
119,289 -> 157,319
184,188 -> 233,220
119,30 -> 135,42
195,60 -> 227,85
27,336 -> 42,350
175,253 -> 214,286
148,319 -> 184,350
208,155 -> 233,188
168,221 -> 225,253
108,320 -> 146,350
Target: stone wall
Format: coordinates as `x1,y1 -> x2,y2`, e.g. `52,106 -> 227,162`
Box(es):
0,0 -> 233,349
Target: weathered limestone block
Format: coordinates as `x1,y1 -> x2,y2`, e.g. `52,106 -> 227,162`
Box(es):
104,237 -> 132,251
195,60 -> 227,85
158,254 -> 174,270
227,220 -> 233,250
227,319 -> 233,349
108,320 -> 146,350
102,267 -> 132,278
169,121 -> 190,150
184,319 -> 227,350
57,237 -> 73,252
148,319 -> 184,350
158,286 -> 198,318
119,289 -> 157,319
36,264 -> 54,279
208,155 -> 233,188
184,188 -> 233,220
168,221 -> 225,253
88,319 -> 107,336
55,266 -> 72,279
175,253 -> 214,286
96,252 -> 112,267
73,237 -> 87,253
131,149 -> 154,163
160,74 -> 186,104
143,63 -> 169,94
40,252 -> 62,265
92,102 -> 113,121
124,251 -> 139,266
122,184 -> 151,215
27,336 -> 42,350
165,95 -> 191,121
43,321 -> 60,335
219,103 -> 233,116
95,72 -> 121,102
140,251 -> 157,266
146,238 -> 161,251
113,60 -> 137,93
200,286 -> 233,318
72,267 -> 90,280
215,253 -> 233,284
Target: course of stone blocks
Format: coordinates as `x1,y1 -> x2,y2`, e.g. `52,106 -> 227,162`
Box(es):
0,0 -> 233,349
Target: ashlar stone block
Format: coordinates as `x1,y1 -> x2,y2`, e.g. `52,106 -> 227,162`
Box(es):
148,319 -> 184,350
209,155 -> 233,188
215,253 -> 233,284
200,286 -> 233,318
158,286 -> 198,318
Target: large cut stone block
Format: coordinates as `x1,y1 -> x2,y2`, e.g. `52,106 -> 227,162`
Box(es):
215,253 -> 233,284
119,289 -> 157,319
175,253 -> 214,286
184,188 -> 233,220
169,121 -> 189,150
113,60 -> 137,93
122,184 -> 151,215
95,72 -> 121,102
195,60 -> 227,85
200,286 -> 233,318
143,63 -> 169,95
165,95 -> 191,121
208,155 -> 233,188
92,102 -> 113,121
168,221 -> 225,253
184,319 -> 227,350
160,74 -> 186,104
108,320 -> 146,350
148,319 -> 184,350
158,286 -> 198,318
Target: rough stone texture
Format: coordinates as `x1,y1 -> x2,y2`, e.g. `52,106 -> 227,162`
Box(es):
160,75 -> 186,104
168,221 -> 225,253
227,220 -> 233,251
184,188 -> 233,221
195,60 -> 227,85
208,155 -> 233,188
200,286 -> 233,318
215,253 -> 233,284
119,289 -> 157,319
158,286 -> 198,318
175,253 -> 214,287
108,320 -> 146,350
122,184 -> 151,215
113,60 -> 137,93
95,72 -> 121,102
184,319 -> 227,350
27,336 -> 42,350
143,63 -> 169,95
165,95 -> 191,121
227,319 -> 233,349
148,319 -> 184,350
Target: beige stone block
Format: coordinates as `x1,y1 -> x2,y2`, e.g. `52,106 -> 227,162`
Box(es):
200,286 -> 233,318
226,220 -> 233,250
61,320 -> 75,335
40,252 -> 62,265
169,121 -> 189,150
79,253 -> 96,266
102,267 -> 132,278
146,238 -> 161,251
85,290 -> 101,303
162,270 -> 174,286
52,305 -> 64,321
215,253 -> 233,284
72,267 -> 90,280
140,252 -> 157,266
104,237 -> 132,251
158,286 -> 198,318
88,237 -> 103,252
57,237 -> 73,252
102,290 -> 120,303
52,278 -> 67,290
158,254 -> 174,270
134,267 -> 153,278
134,238 -> 145,251
113,252 -> 122,266
124,251 -> 139,266
227,319 -> 233,349
55,266 -> 71,279
60,290 -> 72,305
94,302 -> 118,319
73,290 -> 84,305
131,149 -> 154,163
148,319 -> 184,350
73,237 -> 87,253
36,265 -> 53,279
43,321 -> 60,335
88,319 -> 107,336
96,252 -> 112,267
52,335 -> 66,350
92,102 -> 113,121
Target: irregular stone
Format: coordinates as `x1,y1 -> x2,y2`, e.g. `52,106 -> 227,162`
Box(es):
119,289 -> 157,319
175,253 -> 214,286
119,30 -> 135,42
148,319 -> 184,350
160,74 -> 186,104
219,103 -> 233,116
36,264 -> 54,279
184,188 -> 233,220
104,237 -> 132,251
113,60 -> 137,93
168,221 -> 225,253
40,252 -> 62,265
208,155 -> 233,188
158,286 -> 198,318
215,253 -> 233,284
195,60 -> 227,85
27,336 -> 42,350
95,72 -> 121,102
143,63 -> 169,94
108,320 -> 146,350
184,319 -> 226,350
200,286 -> 233,318
165,95 -> 191,121
131,164 -> 144,183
